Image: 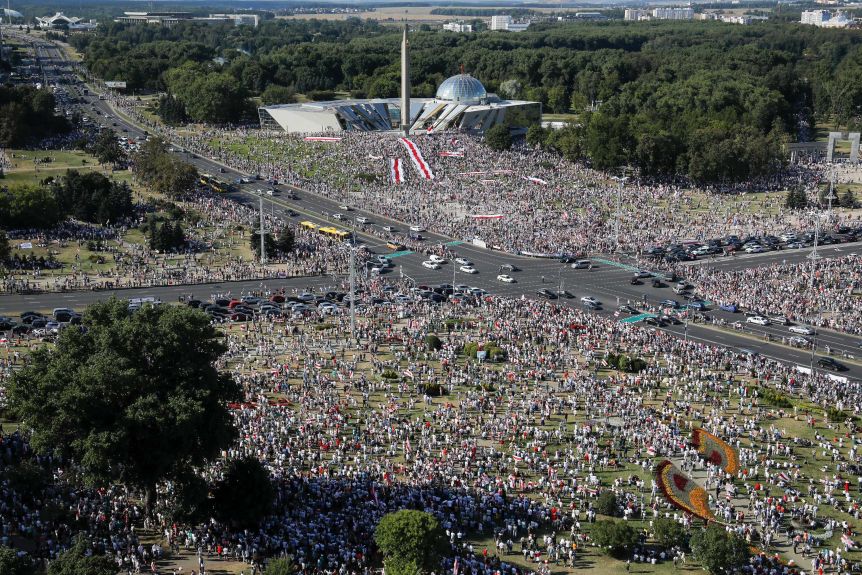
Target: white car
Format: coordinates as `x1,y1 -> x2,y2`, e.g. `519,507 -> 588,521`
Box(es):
338,204 -> 352,211
745,245 -> 765,254
382,225 -> 395,232
455,257 -> 471,265
356,216 -> 370,224
581,296 -> 600,305
410,225 -> 424,232
789,336 -> 811,347
789,325 -> 815,335
332,213 -> 344,220
460,265 -> 478,274
747,315 -> 770,326
422,260 -> 441,270
497,274 -> 515,283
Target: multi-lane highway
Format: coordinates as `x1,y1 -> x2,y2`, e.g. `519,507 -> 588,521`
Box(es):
8,31 -> 862,380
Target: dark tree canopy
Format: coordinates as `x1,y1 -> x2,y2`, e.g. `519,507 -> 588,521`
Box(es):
212,457 -> 275,529
133,137 -> 199,198
52,169 -> 133,225
374,510 -> 448,575
8,299 -> 239,511
0,85 -> 69,147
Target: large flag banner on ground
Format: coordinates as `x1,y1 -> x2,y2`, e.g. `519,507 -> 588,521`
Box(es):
304,136 -> 342,142
389,158 -> 403,184
399,137 -> 434,180
470,214 -> 505,220
655,460 -> 714,521
691,428 -> 740,475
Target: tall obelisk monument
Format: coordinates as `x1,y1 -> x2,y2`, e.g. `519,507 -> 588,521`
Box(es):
400,23 -> 411,134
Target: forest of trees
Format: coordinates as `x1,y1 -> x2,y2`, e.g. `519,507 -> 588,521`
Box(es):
0,170 -> 133,230
0,85 -> 70,147
72,19 -> 862,181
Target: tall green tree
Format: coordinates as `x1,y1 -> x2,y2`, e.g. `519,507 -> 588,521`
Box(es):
374,510 -> 448,575
91,129 -> 126,166
484,124 -> 512,152
8,299 -> 240,512
689,525 -> 750,575
276,227 -> 295,254
0,229 -> 10,263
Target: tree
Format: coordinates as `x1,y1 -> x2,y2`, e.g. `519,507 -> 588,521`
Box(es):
261,85 -> 297,106
653,517 -> 688,549
526,125 -> 548,148
841,187 -> 857,208
596,491 -> 619,517
276,226 -> 295,254
0,548 -> 35,575
499,79 -> 523,99
484,124 -> 512,152
689,525 -> 750,575
213,457 -> 275,529
8,299 -> 240,513
265,557 -> 298,575
547,86 -> 569,114
92,129 -> 126,166
590,520 -> 638,558
48,536 -> 116,575
0,185 -> 62,229
0,229 -> 10,263
250,228 -> 276,257
785,187 -> 807,210
157,94 -> 188,125
374,510 -> 448,575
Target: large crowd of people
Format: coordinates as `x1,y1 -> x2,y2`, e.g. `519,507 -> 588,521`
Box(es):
689,255 -> 862,335
99,91 -> 861,261
2,188 -> 353,294
0,273 -> 860,574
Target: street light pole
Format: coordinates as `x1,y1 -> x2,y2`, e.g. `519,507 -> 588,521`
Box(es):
258,193 -> 266,264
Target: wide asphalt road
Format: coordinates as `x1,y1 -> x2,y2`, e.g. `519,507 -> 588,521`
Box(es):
10,34 -> 861,381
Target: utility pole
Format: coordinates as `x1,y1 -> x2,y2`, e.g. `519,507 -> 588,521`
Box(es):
349,217 -> 357,340
612,175 -> 628,254
258,193 -> 266,264
809,211 -> 820,289
349,243 -> 356,338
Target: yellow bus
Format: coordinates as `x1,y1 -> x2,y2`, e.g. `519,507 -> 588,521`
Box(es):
300,221 -> 318,231
199,174 -> 228,193
318,227 -> 352,241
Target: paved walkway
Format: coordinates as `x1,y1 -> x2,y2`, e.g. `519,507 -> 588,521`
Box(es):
678,461 -> 810,569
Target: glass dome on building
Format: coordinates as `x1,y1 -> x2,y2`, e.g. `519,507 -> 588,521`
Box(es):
435,74 -> 487,104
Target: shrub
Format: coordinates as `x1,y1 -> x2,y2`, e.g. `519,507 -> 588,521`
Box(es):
381,369 -> 399,380
426,334 -> 442,351
596,491 -> 619,517
759,387 -> 792,408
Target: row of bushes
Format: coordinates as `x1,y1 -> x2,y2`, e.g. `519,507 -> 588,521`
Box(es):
757,387 -> 792,408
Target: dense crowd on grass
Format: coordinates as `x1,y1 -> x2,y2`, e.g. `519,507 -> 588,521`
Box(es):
0,274 -> 861,574
1,186 -> 353,294
84,88 -> 861,267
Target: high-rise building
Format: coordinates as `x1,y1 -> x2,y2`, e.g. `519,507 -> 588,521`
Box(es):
801,9 -> 850,27
490,15 -> 511,30
443,22 -> 473,32
651,7 -> 694,20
